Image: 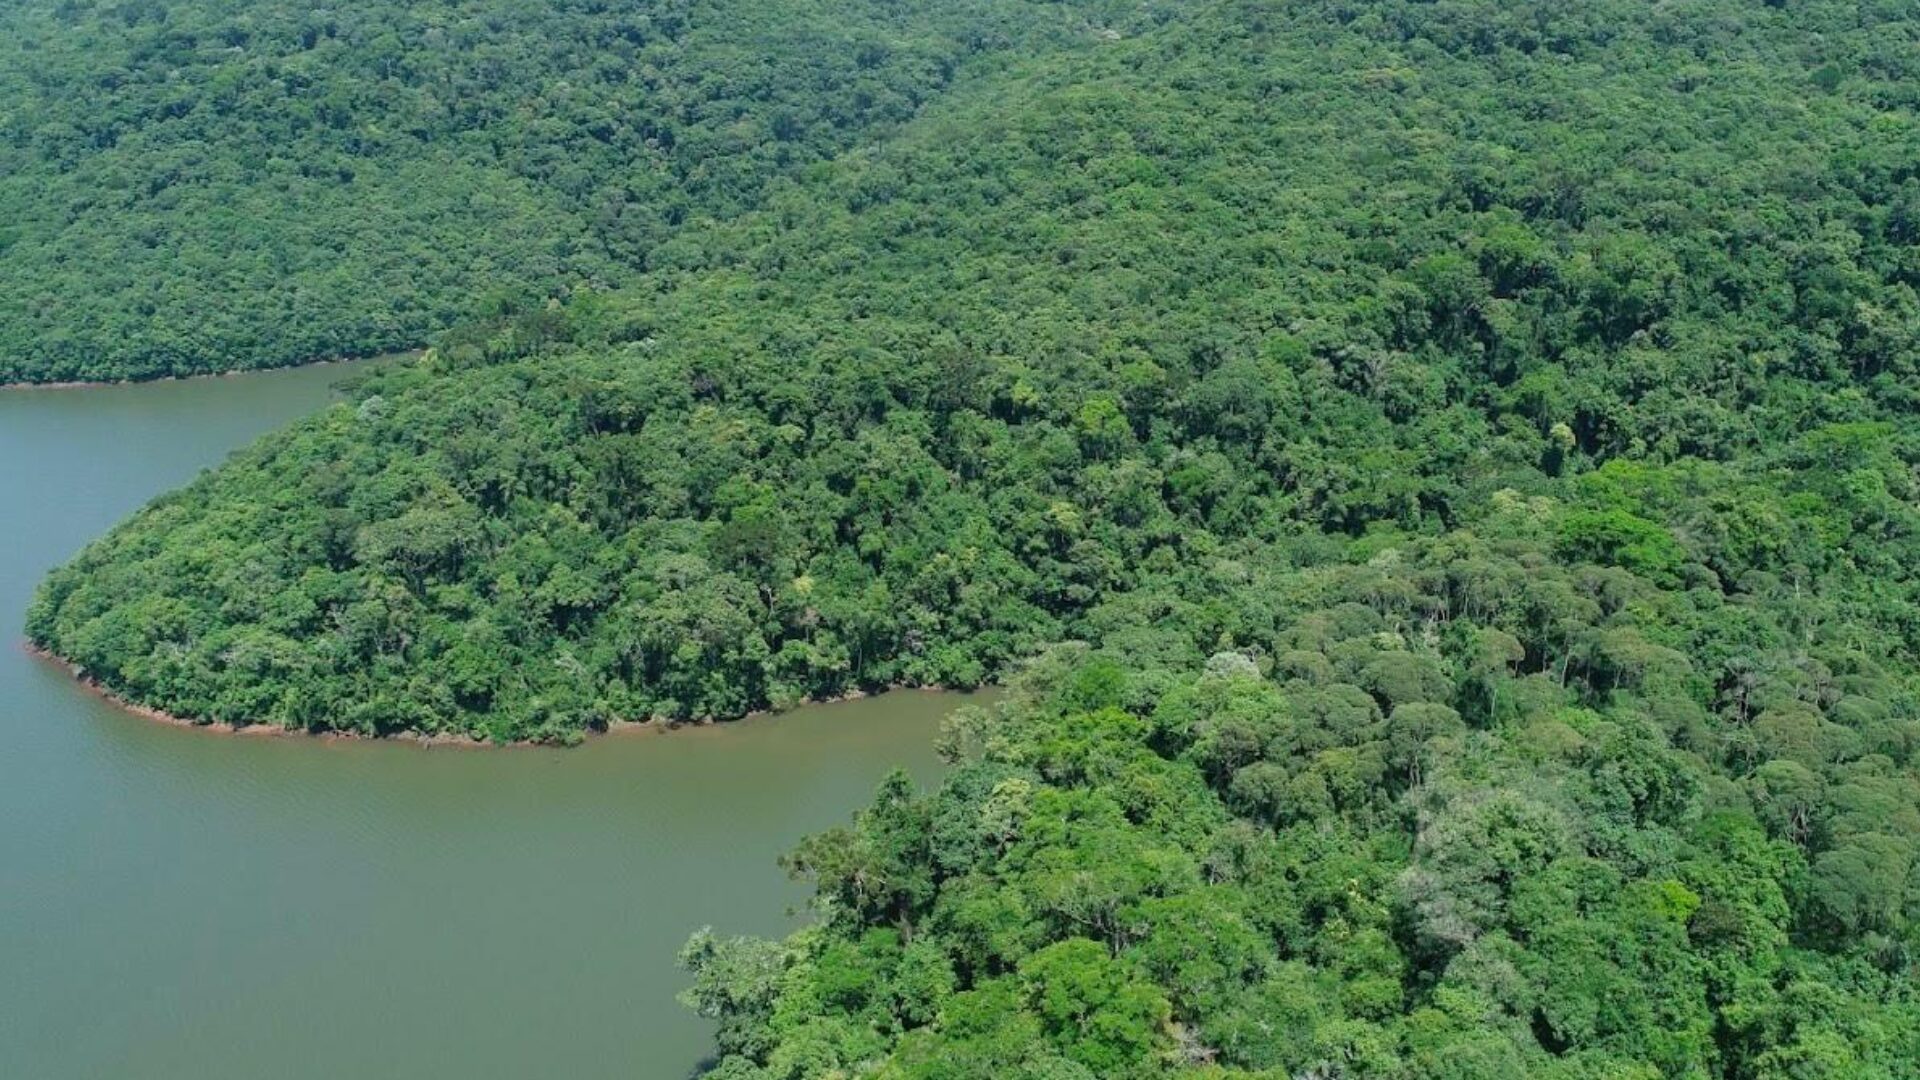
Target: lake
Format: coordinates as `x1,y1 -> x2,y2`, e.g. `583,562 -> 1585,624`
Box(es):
0,361 -> 961,1079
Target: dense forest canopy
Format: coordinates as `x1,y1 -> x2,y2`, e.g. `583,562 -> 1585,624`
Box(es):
23,0 -> 1920,1073
0,0 -> 1135,382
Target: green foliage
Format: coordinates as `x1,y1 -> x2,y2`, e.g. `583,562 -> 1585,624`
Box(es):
0,0 -> 1127,382
22,0 -> 1920,1072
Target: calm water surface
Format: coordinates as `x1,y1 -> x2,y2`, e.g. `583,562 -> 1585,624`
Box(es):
0,362 -> 959,1079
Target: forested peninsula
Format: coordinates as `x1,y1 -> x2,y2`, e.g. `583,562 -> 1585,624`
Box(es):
23,0 -> 1920,1074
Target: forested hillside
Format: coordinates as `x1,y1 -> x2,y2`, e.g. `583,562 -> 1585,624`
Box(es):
25,0 -> 1920,1073
0,0 -> 1126,382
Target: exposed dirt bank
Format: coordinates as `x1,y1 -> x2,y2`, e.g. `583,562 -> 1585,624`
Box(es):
22,641 -> 959,749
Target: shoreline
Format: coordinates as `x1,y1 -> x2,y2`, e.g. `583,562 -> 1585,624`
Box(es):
21,641 -> 950,750
0,350 -> 420,393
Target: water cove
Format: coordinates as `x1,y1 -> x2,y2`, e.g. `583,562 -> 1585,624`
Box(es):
0,362 -> 960,1079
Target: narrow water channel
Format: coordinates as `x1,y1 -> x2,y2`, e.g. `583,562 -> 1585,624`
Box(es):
0,361 -> 959,1079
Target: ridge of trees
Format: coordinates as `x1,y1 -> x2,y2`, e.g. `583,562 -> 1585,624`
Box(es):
0,0 -> 1139,382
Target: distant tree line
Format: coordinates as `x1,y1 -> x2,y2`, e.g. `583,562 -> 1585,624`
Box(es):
0,0 -> 1136,382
